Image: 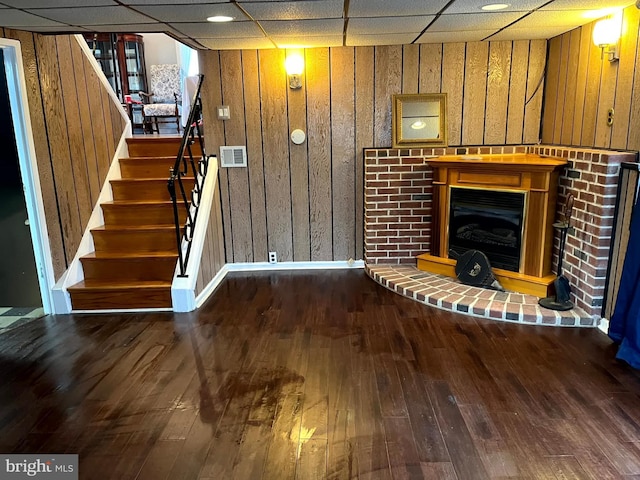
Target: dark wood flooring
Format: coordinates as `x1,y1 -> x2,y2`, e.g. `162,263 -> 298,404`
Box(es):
1,270 -> 640,479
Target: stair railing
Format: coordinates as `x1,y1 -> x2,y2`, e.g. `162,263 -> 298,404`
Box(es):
168,73 -> 208,277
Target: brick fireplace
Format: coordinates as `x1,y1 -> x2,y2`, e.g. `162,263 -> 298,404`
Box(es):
364,145 -> 637,318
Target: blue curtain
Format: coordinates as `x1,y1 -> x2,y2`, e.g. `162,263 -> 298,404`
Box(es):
609,199 -> 640,368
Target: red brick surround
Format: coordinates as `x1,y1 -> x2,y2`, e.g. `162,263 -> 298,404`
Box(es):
364,145 -> 637,318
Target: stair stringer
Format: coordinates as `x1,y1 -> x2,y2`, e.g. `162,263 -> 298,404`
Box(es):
51,129 -> 131,314
171,156 -> 221,312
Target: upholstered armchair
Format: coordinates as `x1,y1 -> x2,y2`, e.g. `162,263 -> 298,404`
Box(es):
139,64 -> 181,134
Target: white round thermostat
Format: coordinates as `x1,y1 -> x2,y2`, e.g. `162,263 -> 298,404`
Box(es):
291,129 -> 306,145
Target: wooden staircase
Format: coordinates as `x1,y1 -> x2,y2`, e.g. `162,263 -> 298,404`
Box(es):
68,136 -> 199,310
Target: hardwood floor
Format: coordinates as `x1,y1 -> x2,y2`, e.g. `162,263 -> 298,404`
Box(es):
1,270 -> 640,479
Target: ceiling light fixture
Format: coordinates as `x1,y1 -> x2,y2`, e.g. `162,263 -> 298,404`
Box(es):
411,120 -> 427,130
481,3 -> 510,11
207,15 -> 234,22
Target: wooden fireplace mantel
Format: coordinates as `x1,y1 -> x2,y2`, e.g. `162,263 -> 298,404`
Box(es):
417,153 -> 567,297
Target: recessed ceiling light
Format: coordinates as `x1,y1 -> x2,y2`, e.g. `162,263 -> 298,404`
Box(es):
411,121 -> 427,130
207,15 -> 234,22
481,3 -> 510,11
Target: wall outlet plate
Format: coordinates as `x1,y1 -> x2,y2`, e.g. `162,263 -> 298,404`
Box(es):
268,251 -> 277,263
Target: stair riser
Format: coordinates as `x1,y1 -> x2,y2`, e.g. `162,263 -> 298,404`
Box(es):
111,179 -> 196,202
69,288 -> 172,310
102,204 -> 187,226
81,257 -> 178,282
92,230 -> 177,253
119,158 -> 175,179
126,138 -> 203,157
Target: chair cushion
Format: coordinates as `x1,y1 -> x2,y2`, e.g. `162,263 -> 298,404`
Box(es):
144,103 -> 178,116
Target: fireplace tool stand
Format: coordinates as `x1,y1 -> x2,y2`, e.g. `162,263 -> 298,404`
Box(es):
539,193 -> 574,311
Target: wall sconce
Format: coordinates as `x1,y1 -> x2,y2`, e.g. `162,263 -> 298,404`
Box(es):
593,14 -> 622,62
285,52 -> 304,89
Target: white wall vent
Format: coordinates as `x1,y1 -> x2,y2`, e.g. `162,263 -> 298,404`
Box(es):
220,146 -> 247,168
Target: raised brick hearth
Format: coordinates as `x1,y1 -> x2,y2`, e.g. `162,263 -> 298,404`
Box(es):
364,144 -> 637,321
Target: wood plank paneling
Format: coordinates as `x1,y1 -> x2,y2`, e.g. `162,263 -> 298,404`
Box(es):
56,36 -> 92,228
373,45 -> 402,147
484,41 -> 511,145
354,46 -> 374,260
287,49 -> 310,262
419,44 -> 442,93
552,35 -> 570,143
331,47 -> 356,261
612,6 -> 640,150
560,29 -> 581,145
242,50 -> 269,262
462,42 -> 489,145
70,38 -> 100,205
544,5 -> 640,150
203,40 -> 546,263
542,36 -> 561,143
307,47 -> 333,261
199,51 -> 229,263
35,34 -> 81,265
524,40 -> 547,144
506,41 -> 529,145
220,50 -> 252,263
259,49 -> 293,261
402,44 -> 419,94
442,43 -> 466,146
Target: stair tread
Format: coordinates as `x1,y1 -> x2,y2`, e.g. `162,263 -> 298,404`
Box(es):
102,200 -> 175,206
81,251 -> 177,260
111,177 -> 194,183
69,279 -> 172,290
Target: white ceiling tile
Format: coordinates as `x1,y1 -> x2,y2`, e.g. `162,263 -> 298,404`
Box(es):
133,3 -> 245,23
488,25 -> 568,40
170,21 -> 264,38
346,32 -> 419,46
123,0 -> 228,3
349,0 -> 450,17
30,6 -> 156,25
513,10 -> 598,28
416,30 -> 497,43
240,1 -> 343,20
196,37 -> 275,49
444,0 -> 548,14
347,16 -> 434,34
1,0 -> 116,6
429,12 -> 524,31
84,23 -> 176,33
273,34 -> 343,47
540,0 -> 634,11
0,10 -> 69,27
260,18 -> 343,36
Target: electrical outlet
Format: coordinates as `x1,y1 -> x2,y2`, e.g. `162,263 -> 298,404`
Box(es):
268,251 -> 277,263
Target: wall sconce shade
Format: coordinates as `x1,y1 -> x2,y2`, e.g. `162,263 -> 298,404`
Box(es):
593,14 -> 622,62
285,53 -> 304,89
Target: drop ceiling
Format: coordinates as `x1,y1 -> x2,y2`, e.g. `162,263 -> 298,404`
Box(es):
0,0 -> 634,50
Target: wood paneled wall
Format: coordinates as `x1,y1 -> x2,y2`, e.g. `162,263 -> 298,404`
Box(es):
0,30 -> 127,279
542,5 -> 640,150
199,41 -> 547,263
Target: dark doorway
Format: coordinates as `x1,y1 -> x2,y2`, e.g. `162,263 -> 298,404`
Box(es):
0,49 -> 41,307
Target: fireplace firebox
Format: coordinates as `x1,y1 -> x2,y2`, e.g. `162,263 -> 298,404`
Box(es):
448,187 -> 525,272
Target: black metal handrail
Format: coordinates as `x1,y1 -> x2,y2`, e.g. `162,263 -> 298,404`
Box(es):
168,73 -> 208,277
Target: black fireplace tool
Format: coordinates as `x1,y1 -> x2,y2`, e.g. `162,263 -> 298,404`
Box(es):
450,249 -> 505,291
539,193 -> 574,311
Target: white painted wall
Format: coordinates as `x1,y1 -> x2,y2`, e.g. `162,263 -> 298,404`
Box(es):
140,33 -> 179,80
